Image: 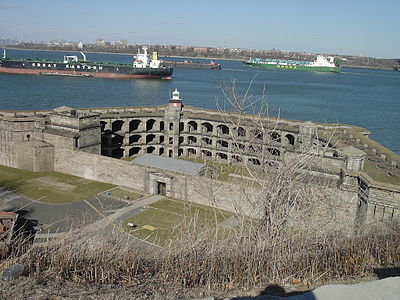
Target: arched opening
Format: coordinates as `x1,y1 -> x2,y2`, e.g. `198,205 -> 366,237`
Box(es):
146,119 -> 156,131
129,134 -> 141,144
129,119 -> 141,131
179,136 -> 184,145
249,145 -> 261,153
159,136 -> 165,143
235,126 -> 246,137
146,134 -> 156,144
233,142 -> 245,151
129,147 -> 141,156
216,152 -> 228,160
249,157 -> 261,165
202,122 -> 213,133
252,129 -> 263,141
188,136 -> 197,144
147,146 -> 155,154
217,140 -> 229,148
202,137 -> 212,145
159,148 -> 164,155
178,149 -> 183,156
179,122 -> 184,132
169,149 -> 173,157
188,121 -> 198,132
112,120 -> 124,132
267,147 -> 281,156
160,121 -> 165,131
169,137 -> 173,144
187,148 -> 197,156
100,121 -> 107,132
285,134 -> 295,146
269,131 -> 281,143
217,124 -> 229,135
169,122 -> 174,130
202,149 -> 212,157
232,155 -> 243,163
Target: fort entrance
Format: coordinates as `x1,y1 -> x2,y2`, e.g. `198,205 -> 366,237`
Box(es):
157,181 -> 166,196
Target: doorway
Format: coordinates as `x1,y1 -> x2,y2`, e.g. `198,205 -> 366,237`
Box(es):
157,181 -> 166,196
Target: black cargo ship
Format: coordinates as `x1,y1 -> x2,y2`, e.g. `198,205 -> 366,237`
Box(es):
163,59 -> 221,70
0,48 -> 173,79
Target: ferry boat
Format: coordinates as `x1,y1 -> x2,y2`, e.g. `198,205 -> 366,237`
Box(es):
244,55 -> 341,73
0,48 -> 173,79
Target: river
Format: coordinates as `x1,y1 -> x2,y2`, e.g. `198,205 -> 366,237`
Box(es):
1,48 -> 399,154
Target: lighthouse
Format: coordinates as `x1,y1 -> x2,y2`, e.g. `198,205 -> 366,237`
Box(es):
168,88 -> 183,109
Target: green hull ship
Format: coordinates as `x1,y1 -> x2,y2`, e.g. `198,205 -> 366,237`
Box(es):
244,55 -> 341,73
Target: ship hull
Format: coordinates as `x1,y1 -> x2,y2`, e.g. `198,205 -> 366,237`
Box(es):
163,61 -> 221,70
0,59 -> 173,79
244,62 -> 341,73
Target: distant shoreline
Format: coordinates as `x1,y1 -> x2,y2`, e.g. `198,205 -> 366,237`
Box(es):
4,47 -> 243,62
3,47 -> 395,70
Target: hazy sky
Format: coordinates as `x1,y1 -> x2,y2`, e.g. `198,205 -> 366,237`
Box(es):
0,0 -> 399,58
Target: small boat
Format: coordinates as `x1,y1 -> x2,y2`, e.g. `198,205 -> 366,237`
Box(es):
0,48 -> 173,79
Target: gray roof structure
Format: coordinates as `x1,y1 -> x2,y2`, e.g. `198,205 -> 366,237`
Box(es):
133,154 -> 205,175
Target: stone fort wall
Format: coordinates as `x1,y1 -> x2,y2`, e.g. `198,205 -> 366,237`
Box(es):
0,91 -> 399,226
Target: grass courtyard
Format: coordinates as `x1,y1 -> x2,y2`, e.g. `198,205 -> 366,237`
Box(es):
104,187 -> 143,201
123,198 -> 234,246
0,165 -> 115,204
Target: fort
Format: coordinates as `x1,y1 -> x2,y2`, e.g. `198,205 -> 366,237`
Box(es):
0,89 -> 399,227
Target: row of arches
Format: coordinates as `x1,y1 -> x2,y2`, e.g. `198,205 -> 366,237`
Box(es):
102,119 -> 296,148
102,119 -> 165,133
109,146 -> 167,158
197,149 -> 262,166
129,134 -> 165,145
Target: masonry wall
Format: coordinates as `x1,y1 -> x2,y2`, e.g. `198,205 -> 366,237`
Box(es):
364,185 -> 400,223
15,141 -> 54,172
0,119 -> 41,168
53,148 -> 145,191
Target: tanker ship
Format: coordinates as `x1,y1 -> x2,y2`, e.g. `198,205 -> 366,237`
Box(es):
244,55 -> 341,73
0,47 -> 173,79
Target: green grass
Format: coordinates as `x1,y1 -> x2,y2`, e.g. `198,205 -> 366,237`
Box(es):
0,165 -> 115,204
123,198 -> 233,246
363,160 -> 400,186
107,187 -> 142,201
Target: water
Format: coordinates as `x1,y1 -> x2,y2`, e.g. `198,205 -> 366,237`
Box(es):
1,49 -> 399,154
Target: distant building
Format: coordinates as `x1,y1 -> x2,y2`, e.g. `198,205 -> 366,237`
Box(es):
96,38 -> 106,46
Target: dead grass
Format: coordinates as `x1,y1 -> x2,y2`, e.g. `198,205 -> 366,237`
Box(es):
1,221 -> 398,294
123,198 -> 233,246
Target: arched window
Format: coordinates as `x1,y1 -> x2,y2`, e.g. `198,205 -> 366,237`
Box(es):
112,120 -> 124,132
129,120 -> 141,131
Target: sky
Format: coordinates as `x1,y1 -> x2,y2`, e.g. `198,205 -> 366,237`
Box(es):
0,0 -> 399,58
